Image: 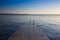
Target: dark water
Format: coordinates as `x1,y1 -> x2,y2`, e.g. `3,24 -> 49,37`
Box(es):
0,15 -> 60,40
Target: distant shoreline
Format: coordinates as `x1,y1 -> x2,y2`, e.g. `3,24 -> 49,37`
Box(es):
0,14 -> 60,16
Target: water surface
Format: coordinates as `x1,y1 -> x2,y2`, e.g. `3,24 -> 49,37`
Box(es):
0,15 -> 60,40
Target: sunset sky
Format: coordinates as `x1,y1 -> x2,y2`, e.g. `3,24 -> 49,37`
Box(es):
0,0 -> 60,14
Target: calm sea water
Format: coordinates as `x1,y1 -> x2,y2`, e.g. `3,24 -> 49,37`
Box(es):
0,15 -> 60,40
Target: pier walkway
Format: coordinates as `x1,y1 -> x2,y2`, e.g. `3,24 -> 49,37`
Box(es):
9,21 -> 50,40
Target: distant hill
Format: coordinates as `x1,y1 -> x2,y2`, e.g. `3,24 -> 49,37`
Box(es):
0,13 -> 60,16
0,13 -> 30,15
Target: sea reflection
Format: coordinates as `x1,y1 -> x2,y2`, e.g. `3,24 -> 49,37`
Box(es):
0,15 -> 60,40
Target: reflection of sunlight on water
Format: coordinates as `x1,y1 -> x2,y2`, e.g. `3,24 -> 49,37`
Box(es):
5,15 -> 60,24
30,16 -> 60,40
7,15 -> 60,32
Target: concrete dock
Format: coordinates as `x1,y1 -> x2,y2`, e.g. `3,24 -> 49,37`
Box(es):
9,21 -> 50,40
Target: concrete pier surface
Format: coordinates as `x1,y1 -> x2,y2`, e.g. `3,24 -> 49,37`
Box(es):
8,22 -> 50,40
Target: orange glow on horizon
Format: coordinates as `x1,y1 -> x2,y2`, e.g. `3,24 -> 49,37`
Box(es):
0,11 -> 60,14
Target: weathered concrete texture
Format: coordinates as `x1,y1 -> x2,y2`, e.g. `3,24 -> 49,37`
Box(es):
9,24 -> 50,40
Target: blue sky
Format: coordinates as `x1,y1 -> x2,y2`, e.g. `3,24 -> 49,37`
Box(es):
0,0 -> 60,14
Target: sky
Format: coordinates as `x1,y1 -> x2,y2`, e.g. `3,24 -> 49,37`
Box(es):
0,0 -> 60,14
